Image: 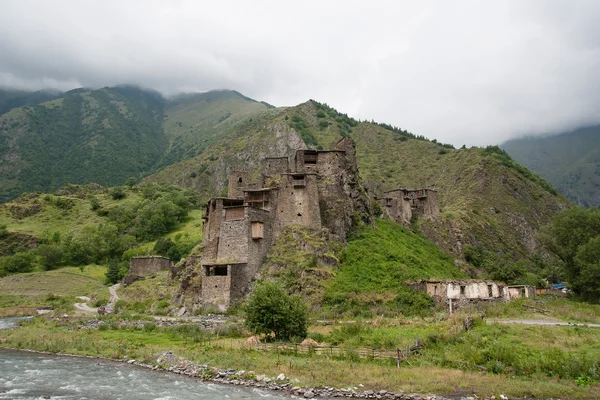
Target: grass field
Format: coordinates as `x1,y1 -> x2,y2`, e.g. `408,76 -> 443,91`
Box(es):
1,313 -> 598,399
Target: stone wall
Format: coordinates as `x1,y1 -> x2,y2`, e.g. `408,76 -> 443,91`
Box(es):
262,157 -> 290,179
411,279 -> 507,309
124,256 -> 173,286
271,174 -> 321,240
194,137 -> 374,310
506,285 -> 536,299
379,190 -> 412,226
217,213 -> 249,262
228,171 -> 249,199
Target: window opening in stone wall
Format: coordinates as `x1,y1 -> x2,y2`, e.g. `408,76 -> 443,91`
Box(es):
434,285 -> 438,295
223,199 -> 243,207
225,206 -> 245,220
292,174 -> 306,187
460,285 -> 466,296
205,265 -> 228,276
304,151 -> 318,165
521,287 -> 526,297
215,266 -> 228,276
252,222 -> 264,239
488,285 -> 493,297
238,177 -> 243,185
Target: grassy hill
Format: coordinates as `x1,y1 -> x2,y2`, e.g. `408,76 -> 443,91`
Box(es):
158,90 -> 271,168
148,100 -> 570,265
501,126 -> 600,208
0,183 -> 203,282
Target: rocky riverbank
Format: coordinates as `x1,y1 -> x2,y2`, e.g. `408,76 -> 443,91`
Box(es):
76,314 -> 228,330
139,350 -> 503,400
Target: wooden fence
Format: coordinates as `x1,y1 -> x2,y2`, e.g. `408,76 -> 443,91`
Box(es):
243,340 -> 422,367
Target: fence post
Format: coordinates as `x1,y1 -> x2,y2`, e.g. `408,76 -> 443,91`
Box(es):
396,348 -> 401,369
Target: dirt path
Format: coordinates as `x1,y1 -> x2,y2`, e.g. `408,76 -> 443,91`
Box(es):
488,319 -> 600,328
74,302 -> 97,314
107,284 -> 120,310
73,284 -> 120,315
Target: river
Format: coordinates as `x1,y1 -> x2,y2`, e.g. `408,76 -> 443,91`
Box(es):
0,316 -> 32,330
0,349 -> 294,399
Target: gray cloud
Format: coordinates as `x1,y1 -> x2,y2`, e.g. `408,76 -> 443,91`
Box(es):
1,0 -> 599,146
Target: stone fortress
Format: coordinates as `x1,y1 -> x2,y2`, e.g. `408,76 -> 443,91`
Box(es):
170,138 -> 532,311
199,138 -> 373,310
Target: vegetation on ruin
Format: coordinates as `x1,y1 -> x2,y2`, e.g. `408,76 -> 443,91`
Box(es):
324,219 -> 465,317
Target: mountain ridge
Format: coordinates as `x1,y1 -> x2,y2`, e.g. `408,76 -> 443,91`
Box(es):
501,126 -> 600,208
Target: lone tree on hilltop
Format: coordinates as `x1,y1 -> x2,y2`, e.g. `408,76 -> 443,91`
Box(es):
244,281 -> 308,341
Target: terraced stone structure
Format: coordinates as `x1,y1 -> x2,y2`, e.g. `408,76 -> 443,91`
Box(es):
200,138 -> 372,311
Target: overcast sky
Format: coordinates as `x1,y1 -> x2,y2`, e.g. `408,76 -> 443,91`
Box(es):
1,0 -> 599,146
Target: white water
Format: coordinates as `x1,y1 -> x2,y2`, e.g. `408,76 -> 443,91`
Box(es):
0,350 -> 293,399
0,316 -> 31,330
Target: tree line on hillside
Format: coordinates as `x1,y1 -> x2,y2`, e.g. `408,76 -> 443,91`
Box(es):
461,205 -> 600,302
0,183 -> 201,283
540,206 -> 600,302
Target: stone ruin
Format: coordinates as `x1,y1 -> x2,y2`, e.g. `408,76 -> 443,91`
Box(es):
377,188 -> 440,227
123,256 -> 174,286
409,279 -> 535,311
198,138 -> 373,311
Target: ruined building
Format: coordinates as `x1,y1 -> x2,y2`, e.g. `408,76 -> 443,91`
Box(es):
199,138 -> 372,310
409,279 -> 535,311
123,256 -> 174,286
378,188 -> 440,227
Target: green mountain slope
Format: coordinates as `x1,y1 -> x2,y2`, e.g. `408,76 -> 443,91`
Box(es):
0,86 -> 167,202
0,87 -> 269,203
0,88 -> 63,115
501,126 -> 600,208
158,90 -> 270,168
148,100 -> 570,263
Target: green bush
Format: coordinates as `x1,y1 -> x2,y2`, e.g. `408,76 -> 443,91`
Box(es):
125,177 -> 137,188
37,244 -> 64,270
105,258 -> 129,284
0,252 -> 36,274
244,281 -> 308,341
89,196 -> 101,211
110,187 -> 126,200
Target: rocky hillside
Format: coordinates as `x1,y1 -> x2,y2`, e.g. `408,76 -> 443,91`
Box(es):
0,87 -> 269,203
147,100 -> 571,263
502,126 -> 600,208
0,85 -> 571,266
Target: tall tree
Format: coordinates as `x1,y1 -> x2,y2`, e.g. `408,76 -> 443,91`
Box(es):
540,207 -> 600,301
